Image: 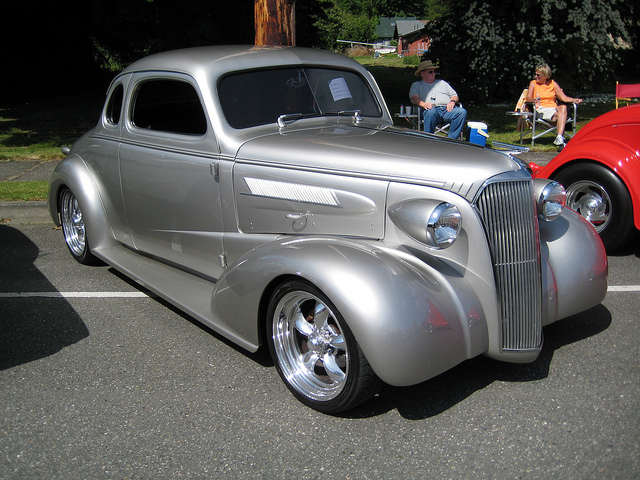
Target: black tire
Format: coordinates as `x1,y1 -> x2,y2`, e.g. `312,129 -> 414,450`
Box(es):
266,280 -> 381,414
59,188 -> 99,265
553,163 -> 633,252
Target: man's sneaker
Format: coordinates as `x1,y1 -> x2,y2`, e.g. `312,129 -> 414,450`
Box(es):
553,135 -> 566,146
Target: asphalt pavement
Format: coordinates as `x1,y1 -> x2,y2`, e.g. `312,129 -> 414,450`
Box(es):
2,222 -> 638,480
0,151 -> 558,225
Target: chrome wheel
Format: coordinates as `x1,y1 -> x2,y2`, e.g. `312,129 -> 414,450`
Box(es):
272,290 -> 348,401
267,281 -> 380,413
565,180 -> 611,233
554,163 -> 633,251
59,189 -> 97,264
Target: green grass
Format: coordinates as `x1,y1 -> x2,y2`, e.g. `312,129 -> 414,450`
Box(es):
0,181 -> 49,201
0,94 -> 103,162
0,94 -> 102,201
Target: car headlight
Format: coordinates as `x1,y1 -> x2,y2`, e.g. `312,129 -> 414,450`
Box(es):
389,200 -> 461,249
534,179 -> 565,221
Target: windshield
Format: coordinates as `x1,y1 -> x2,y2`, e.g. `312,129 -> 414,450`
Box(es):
218,67 -> 382,129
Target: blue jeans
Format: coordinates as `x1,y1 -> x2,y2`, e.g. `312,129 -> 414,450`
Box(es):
422,106 -> 468,139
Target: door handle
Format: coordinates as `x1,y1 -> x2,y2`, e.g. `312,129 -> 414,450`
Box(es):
286,213 -> 308,220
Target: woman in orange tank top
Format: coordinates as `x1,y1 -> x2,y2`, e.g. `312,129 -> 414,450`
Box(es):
526,64 -> 583,146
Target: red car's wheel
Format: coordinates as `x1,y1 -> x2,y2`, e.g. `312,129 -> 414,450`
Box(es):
554,163 -> 633,251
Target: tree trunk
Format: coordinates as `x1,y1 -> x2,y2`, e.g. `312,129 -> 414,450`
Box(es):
254,0 -> 295,46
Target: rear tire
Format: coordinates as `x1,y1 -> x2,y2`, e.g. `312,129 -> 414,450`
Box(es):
267,280 -> 381,414
59,188 -> 99,265
554,163 -> 633,251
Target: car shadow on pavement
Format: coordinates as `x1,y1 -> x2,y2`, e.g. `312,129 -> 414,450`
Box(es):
0,225 -> 89,370
346,303 -> 612,419
608,231 -> 640,258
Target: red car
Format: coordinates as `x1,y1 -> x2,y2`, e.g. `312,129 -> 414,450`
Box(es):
531,104 -> 640,251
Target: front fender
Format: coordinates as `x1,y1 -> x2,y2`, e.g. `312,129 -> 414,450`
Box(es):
539,208 -> 608,323
212,236 -> 488,387
48,155 -> 115,253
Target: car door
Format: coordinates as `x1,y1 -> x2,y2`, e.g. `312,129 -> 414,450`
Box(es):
119,73 -> 225,281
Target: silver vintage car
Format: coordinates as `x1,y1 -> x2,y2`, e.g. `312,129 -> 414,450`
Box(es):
49,46 -> 608,414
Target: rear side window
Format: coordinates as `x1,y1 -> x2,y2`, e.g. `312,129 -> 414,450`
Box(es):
105,84 -> 124,125
132,79 -> 207,135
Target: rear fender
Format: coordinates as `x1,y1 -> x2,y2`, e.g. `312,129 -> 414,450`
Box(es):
48,155 -> 116,253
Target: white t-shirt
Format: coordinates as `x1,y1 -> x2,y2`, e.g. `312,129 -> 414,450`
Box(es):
409,79 -> 458,106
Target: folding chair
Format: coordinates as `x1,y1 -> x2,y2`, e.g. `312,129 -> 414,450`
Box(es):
616,81 -> 640,109
434,121 -> 452,136
509,88 -> 578,146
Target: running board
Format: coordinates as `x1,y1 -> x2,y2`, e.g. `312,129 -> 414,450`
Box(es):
92,245 -> 259,352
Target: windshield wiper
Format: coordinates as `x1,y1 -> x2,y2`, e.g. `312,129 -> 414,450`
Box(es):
277,113 -> 319,127
324,110 -> 363,124
277,110 -> 363,128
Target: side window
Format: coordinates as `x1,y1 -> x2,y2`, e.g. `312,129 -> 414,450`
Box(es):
131,79 -> 207,135
105,84 -> 124,125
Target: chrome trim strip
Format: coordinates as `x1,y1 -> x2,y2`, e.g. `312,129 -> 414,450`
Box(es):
244,177 -> 341,206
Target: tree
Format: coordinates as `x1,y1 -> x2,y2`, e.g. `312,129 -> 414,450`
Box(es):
3,0 -> 97,102
618,0 -> 640,78
313,1 -> 378,49
255,0 -> 296,46
90,0 -> 255,71
311,0 -> 452,51
426,0 -> 631,104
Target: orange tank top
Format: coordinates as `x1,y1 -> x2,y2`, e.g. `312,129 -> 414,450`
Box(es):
531,80 -> 557,108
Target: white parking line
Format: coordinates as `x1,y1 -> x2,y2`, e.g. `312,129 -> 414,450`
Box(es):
1,287 -> 638,297
0,292 -> 156,298
607,286 -> 640,292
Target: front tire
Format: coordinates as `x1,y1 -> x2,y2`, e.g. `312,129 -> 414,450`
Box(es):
59,188 -> 99,265
267,280 -> 381,414
554,163 -> 633,251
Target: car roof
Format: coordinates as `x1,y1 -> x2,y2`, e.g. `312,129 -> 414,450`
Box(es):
121,45 -> 365,78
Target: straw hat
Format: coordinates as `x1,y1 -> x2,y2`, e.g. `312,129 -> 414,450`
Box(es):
415,60 -> 439,77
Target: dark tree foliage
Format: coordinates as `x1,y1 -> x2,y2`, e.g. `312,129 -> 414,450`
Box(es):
297,1 -> 332,47
90,0 -> 254,70
3,0 -> 97,102
333,0 -> 445,18
425,0 -> 631,104
619,0 -> 640,78
314,1 -> 379,50
4,0 -> 635,105
3,0 -> 256,102
312,0 -> 449,50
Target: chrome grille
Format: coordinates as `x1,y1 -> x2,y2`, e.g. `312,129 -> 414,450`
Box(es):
474,179 -> 542,351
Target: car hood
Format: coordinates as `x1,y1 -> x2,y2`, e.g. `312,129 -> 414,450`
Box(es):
234,123 -> 525,201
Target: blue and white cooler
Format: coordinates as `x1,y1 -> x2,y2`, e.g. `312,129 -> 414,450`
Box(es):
467,121 -> 489,146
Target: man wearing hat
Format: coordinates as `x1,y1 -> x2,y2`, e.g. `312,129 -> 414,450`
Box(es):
409,60 -> 467,139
